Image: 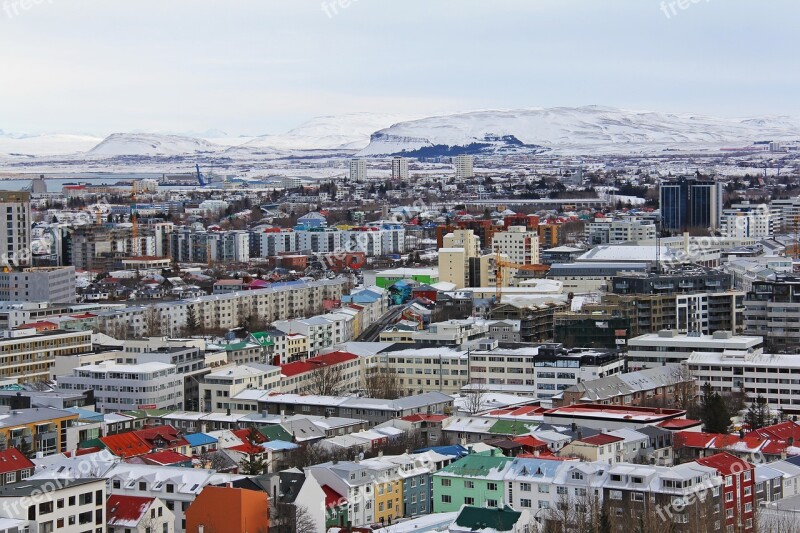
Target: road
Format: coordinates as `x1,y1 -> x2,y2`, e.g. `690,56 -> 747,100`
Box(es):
356,299 -> 421,342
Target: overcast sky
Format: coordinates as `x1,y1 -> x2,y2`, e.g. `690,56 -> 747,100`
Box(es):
1,0 -> 798,136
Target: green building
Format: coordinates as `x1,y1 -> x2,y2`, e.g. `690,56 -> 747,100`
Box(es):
375,268 -> 439,289
432,451 -> 513,513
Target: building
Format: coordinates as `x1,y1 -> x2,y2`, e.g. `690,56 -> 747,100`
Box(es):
200,364 -> 281,413
542,403 -> 688,431
553,312 -> 630,349
184,485 -> 269,533
744,275 -> 800,351
391,156 -> 409,180
106,494 -> 175,533
439,230 -> 481,289
432,452 -> 514,512
587,217 -> 657,244
0,267 -> 76,304
382,346 -> 469,395
491,226 -> 541,278
169,229 -> 250,264
0,328 -> 92,382
0,191 -> 31,268
349,159 -> 367,181
660,174 -> 724,232
695,453 -> 755,532
0,477 -> 106,533
453,155 -> 474,179
721,203 -> 775,239
0,449 -> 33,486
548,262 -> 647,294
57,361 -> 184,413
627,330 -> 763,371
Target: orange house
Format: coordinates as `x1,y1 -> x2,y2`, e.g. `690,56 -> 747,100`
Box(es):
185,485 -> 269,533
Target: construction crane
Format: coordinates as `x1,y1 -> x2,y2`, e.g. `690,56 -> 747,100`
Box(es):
493,250 -> 549,302
131,184 -> 139,257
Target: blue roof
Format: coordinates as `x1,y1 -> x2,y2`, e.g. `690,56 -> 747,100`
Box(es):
414,444 -> 468,458
261,440 -> 300,451
66,408 -> 104,422
184,433 -> 218,447
506,457 -> 563,478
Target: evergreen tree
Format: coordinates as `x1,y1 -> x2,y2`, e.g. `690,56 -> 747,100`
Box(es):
186,306 -> 199,335
745,394 -> 770,430
238,426 -> 268,475
700,382 -> 731,434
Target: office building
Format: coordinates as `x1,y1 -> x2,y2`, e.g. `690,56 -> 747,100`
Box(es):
659,175 -> 723,232
0,191 -> 31,268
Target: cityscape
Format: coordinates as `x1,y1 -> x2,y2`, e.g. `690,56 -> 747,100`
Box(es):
1,2 -> 800,533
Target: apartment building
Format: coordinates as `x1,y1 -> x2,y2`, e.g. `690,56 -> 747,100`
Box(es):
0,191 -> 31,268
200,363 -> 281,413
0,267 -> 76,304
57,361 -> 184,413
0,407 -> 78,456
453,155 -> 474,179
0,328 -> 92,382
744,275 -> 800,351
382,346 -> 469,395
586,217 -> 657,244
627,330 -> 763,371
273,316 -> 343,356
0,477 -> 106,533
94,277 -> 347,338
391,156 -> 409,180
492,226 -> 541,268
279,351 -> 361,395
468,341 -> 624,401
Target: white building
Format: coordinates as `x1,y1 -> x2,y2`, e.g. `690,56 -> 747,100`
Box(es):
391,157 -> 409,180
491,226 -> 541,276
57,361 -> 184,413
627,330 -> 764,371
350,159 -> 367,181
0,191 -> 31,268
200,364 -> 281,413
720,203 -> 775,239
586,217 -> 657,245
107,494 -> 175,533
0,477 -> 106,533
453,155 -> 474,179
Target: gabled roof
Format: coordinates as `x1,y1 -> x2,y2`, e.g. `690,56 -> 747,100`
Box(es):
750,421 -> 800,442
135,425 -> 189,449
107,495 -> 155,527
578,433 -> 624,446
100,432 -> 151,458
184,433 -> 217,447
0,448 -> 34,475
280,351 -> 358,377
140,450 -> 192,466
696,452 -> 754,475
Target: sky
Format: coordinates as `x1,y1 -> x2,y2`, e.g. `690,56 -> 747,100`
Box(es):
1,0 -> 798,136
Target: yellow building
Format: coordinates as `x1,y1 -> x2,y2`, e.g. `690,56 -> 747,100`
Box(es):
374,477 -> 403,524
438,230 -> 481,289
0,407 -> 79,456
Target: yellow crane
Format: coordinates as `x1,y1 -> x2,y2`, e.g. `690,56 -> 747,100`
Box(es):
493,250 -> 549,302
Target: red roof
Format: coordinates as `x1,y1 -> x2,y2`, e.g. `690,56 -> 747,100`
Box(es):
229,443 -> 264,455
64,447 -> 103,457
322,485 -> 345,507
280,351 -> 358,377
400,414 -> 448,423
0,448 -> 34,474
134,425 -> 189,449
696,451 -> 754,475
657,419 -> 702,430
100,432 -> 151,458
750,421 -> 800,442
140,450 -> 192,466
107,495 -> 155,527
232,428 -> 267,444
513,435 -> 549,449
487,406 -> 546,417
578,433 -> 624,446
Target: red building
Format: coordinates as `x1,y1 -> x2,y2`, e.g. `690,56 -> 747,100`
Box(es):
503,213 -> 539,230
695,452 -> 755,532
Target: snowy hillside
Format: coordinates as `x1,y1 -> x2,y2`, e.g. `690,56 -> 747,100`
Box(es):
241,112 -> 415,151
87,133 -> 224,156
0,132 -> 102,156
359,106 -> 800,155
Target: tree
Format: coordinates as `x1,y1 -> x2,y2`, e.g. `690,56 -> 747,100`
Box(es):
308,362 -> 345,396
186,306 -> 200,336
700,382 -> 731,434
238,427 -> 268,475
463,381 -> 487,415
745,394 -> 770,431
363,369 -> 401,399
143,306 -> 162,337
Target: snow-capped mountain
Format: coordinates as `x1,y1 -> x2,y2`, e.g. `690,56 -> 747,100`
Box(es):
0,132 -> 103,156
240,112 -> 416,151
359,106 -> 800,155
87,133 -> 224,156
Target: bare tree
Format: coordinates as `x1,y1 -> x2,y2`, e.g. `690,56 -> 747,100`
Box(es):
363,369 -> 401,399
143,305 -> 163,337
463,381 -> 487,414
308,363 -> 345,396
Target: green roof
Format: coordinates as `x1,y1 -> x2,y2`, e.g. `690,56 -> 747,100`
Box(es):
454,505 -> 521,532
259,425 -> 293,442
249,332 -> 275,346
438,454 -> 512,478
489,419 -> 538,436
223,341 -> 259,351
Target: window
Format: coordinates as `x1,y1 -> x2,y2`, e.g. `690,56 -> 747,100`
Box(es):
4,472 -> 14,484
38,502 -> 53,515
487,499 -> 498,507
487,482 -> 498,491
631,492 -> 644,502
79,492 -> 93,505
56,499 -> 64,509
520,482 -> 531,492
557,487 -> 568,495
464,480 -> 474,489
725,492 -> 733,502
610,490 -> 622,500
441,478 -> 451,487
538,484 -> 549,493
520,499 -> 532,508
465,497 -> 474,505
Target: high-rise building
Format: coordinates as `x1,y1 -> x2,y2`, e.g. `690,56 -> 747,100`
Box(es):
659,175 -> 723,232
0,191 -> 32,267
453,155 -> 474,179
438,229 -> 480,288
349,159 -> 367,181
391,156 -> 409,180
491,226 -> 541,265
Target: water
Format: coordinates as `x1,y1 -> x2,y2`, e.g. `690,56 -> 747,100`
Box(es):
0,173 -> 168,192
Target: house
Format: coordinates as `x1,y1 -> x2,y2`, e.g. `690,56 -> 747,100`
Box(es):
185,485 -> 269,533
695,452 -> 755,532
432,451 -> 514,513
0,448 -> 34,486
106,494 -> 175,533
